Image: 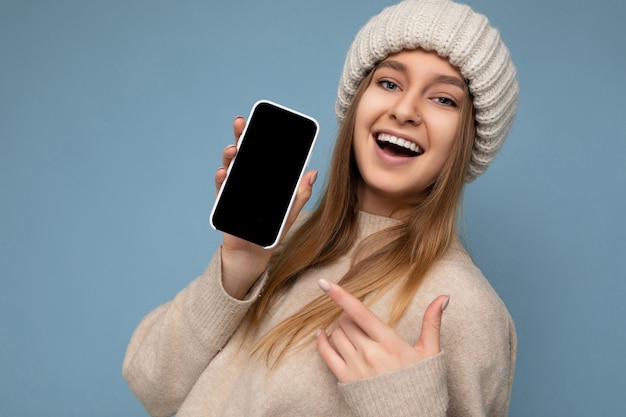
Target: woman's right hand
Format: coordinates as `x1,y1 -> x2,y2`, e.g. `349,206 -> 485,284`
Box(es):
214,116 -> 318,299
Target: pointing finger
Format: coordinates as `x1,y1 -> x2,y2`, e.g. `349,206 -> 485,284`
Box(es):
317,279 -> 389,341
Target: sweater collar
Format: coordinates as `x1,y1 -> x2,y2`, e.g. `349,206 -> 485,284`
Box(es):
356,211 -> 403,240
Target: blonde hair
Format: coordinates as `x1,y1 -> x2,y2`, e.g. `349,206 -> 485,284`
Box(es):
244,66 -> 476,365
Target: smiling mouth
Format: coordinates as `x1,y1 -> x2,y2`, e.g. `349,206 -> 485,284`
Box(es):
376,133 -> 423,157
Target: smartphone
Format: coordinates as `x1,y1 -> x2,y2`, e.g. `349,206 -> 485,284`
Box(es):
210,100 -> 319,249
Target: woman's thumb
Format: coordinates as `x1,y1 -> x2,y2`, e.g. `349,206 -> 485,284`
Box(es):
415,295 -> 450,358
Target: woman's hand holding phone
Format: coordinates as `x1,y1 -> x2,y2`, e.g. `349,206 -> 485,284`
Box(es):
214,116 -> 318,300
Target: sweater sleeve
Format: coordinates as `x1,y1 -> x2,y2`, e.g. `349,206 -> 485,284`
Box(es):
339,352 -> 449,417
122,246 -> 267,417
442,289 -> 516,417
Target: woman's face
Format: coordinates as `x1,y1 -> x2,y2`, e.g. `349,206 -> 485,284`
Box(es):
352,49 -> 467,217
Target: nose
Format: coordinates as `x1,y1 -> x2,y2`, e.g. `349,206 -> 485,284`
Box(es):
390,93 -> 422,125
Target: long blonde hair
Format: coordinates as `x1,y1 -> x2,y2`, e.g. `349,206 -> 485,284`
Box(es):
244,67 -> 476,364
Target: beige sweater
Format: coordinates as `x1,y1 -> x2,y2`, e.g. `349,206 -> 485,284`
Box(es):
123,212 -> 516,417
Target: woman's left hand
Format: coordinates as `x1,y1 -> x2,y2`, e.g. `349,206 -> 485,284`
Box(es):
316,279 -> 449,383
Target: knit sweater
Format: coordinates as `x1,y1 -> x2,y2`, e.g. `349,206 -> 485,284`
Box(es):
123,211 -> 516,417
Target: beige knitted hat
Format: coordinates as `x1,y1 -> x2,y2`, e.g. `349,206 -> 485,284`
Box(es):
335,0 -> 518,181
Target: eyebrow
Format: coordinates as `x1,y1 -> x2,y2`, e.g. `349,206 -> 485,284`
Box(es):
374,60 -> 466,90
434,74 -> 466,90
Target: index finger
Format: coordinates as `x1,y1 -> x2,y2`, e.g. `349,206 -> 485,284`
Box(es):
317,279 -> 390,341
233,116 -> 245,143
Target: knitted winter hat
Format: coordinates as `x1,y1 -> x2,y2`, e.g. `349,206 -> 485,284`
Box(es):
335,0 -> 518,181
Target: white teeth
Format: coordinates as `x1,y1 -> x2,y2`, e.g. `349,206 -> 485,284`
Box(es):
377,133 -> 421,154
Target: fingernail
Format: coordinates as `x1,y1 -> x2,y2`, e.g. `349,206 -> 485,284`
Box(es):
309,170 -> 318,186
315,329 -> 323,338
234,115 -> 244,121
317,279 -> 331,292
441,296 -> 450,313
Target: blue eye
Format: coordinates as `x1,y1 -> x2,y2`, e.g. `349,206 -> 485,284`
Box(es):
434,97 -> 457,107
379,80 -> 400,91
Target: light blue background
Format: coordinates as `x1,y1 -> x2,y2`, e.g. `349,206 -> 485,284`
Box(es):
1,0 -> 625,415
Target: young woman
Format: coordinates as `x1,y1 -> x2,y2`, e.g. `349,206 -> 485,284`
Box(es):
123,0 -> 519,416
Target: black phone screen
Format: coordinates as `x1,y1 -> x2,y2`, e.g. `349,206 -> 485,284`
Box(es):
210,101 -> 318,248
